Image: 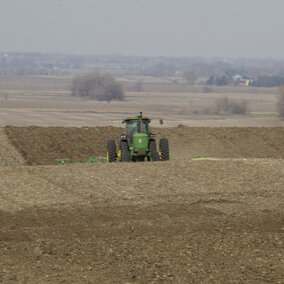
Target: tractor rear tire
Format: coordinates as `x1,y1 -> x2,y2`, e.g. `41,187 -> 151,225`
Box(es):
120,140 -> 131,162
149,139 -> 157,152
159,138 -> 169,161
107,140 -> 117,162
149,139 -> 159,161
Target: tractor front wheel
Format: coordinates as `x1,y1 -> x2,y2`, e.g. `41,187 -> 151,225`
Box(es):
159,138 -> 169,161
151,151 -> 160,161
107,140 -> 117,162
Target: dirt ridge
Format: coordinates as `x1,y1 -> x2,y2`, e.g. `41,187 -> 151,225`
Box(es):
0,128 -> 25,167
4,126 -> 284,165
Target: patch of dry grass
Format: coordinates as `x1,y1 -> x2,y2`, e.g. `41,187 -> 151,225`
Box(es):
277,86 -> 284,117
215,97 -> 249,114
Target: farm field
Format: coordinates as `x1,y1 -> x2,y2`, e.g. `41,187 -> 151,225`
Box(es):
0,75 -> 283,127
2,0 -> 284,281
0,75 -> 283,283
0,126 -> 283,283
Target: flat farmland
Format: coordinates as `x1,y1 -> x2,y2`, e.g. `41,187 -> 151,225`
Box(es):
0,75 -> 283,127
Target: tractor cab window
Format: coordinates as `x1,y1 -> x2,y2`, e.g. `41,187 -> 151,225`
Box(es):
126,120 -> 149,135
142,120 -> 149,134
126,120 -> 139,134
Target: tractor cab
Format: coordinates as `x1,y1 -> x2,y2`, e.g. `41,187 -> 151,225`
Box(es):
123,113 -> 150,145
125,118 -> 150,135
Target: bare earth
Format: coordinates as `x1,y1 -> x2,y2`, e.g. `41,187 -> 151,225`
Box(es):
0,126 -> 283,283
0,128 -> 25,167
0,80 -> 283,283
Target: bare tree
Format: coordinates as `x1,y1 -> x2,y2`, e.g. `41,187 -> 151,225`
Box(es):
183,68 -> 199,85
71,73 -> 124,102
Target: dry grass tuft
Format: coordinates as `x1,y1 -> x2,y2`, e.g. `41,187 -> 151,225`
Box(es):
277,86 -> 284,118
215,97 -> 248,115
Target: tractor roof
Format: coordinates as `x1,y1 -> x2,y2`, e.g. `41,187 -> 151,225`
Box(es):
123,113 -> 151,123
125,116 -> 149,120
123,116 -> 151,123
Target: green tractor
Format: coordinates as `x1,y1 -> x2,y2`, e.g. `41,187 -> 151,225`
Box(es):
107,112 -> 169,162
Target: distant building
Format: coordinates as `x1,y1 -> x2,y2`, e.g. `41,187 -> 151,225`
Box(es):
232,74 -> 252,86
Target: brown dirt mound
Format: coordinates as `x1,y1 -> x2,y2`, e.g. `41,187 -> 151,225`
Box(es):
154,125 -> 284,160
0,128 -> 25,167
5,126 -> 123,165
5,126 -> 284,165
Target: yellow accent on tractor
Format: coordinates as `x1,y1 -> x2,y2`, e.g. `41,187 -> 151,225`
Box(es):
117,150 -> 122,160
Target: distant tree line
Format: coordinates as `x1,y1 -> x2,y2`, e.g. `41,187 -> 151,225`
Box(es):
2,52 -> 284,82
250,76 -> 284,87
142,62 -> 177,77
206,74 -> 284,88
206,75 -> 232,86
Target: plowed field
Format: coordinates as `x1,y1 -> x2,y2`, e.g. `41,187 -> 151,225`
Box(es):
0,127 -> 283,283
4,126 -> 284,165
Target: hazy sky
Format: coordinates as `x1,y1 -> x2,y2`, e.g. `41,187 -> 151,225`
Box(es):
0,0 -> 283,58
